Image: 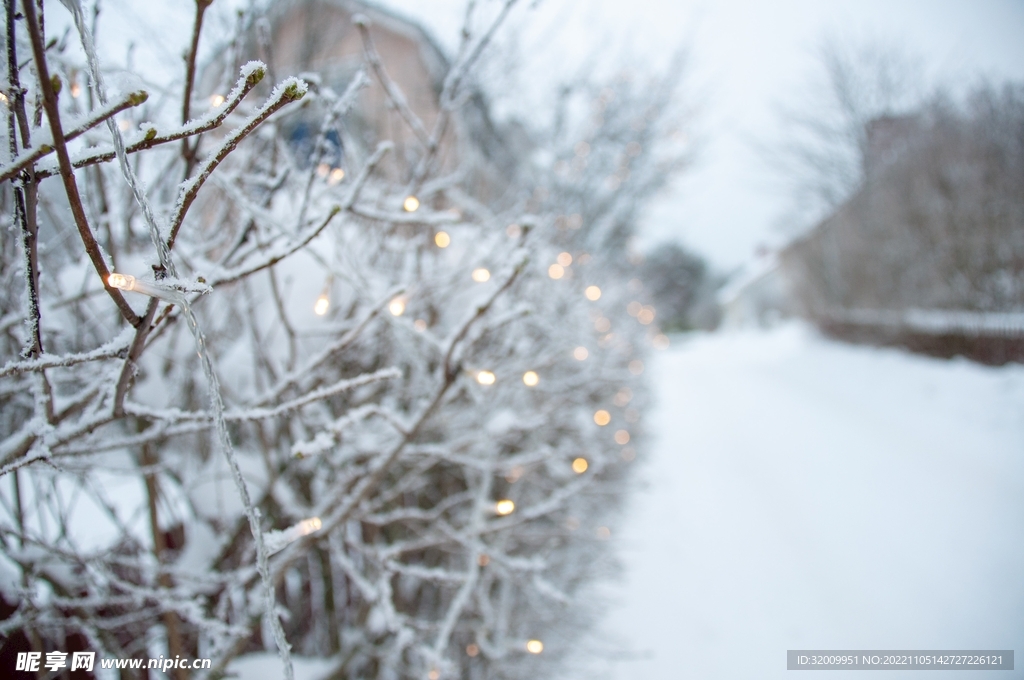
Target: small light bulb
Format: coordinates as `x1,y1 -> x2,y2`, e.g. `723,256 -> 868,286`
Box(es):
210,94 -> 226,107
572,457 -> 588,473
414,319 -> 427,331
476,370 -> 496,385
108,272 -> 135,291
506,223 -> 522,238
548,264 -> 564,280
477,554 -> 490,566
627,301 -> 643,316
328,167 -> 345,185
70,82 -> 82,98
389,296 -> 406,316
495,499 -> 515,515
573,346 -> 589,361
472,268 -> 490,282
585,285 -> 602,301
434,231 -> 451,248
653,334 -> 670,349
314,294 -> 330,316
637,306 -> 656,325
614,429 -> 630,445
628,360 -> 644,375
526,640 -> 544,654
466,644 -> 480,657
557,252 -> 573,267
522,371 -> 539,387
403,195 -> 420,212
593,409 -> 611,426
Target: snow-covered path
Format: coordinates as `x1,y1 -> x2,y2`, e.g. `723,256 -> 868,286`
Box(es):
565,324 -> 1024,679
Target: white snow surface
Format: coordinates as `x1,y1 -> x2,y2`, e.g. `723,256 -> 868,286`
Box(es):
562,323 -> 1024,680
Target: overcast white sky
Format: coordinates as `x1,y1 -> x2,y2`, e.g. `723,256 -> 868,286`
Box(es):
98,0 -> 1024,270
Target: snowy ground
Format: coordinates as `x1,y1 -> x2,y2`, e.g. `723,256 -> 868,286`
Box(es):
561,323 -> 1024,680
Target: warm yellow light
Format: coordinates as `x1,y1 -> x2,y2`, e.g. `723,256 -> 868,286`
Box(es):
637,306 -> 656,325
627,301 -> 643,317
118,119 -> 131,131
594,317 -> 611,333
628,360 -> 644,375
107,272 -> 134,290
317,163 -> 330,177
466,644 -> 480,657
585,285 -> 602,301
495,499 -> 515,515
472,268 -> 491,282
314,294 -> 330,316
0,92 -> 8,105
210,94 -> 225,107
572,457 -> 588,473
548,264 -> 564,280
413,319 -> 427,332
428,670 -> 440,680
389,296 -> 406,316
614,429 -> 630,445
476,370 -> 496,385
596,526 -> 611,540
653,334 -> 670,349
297,517 -> 322,535
573,346 -> 589,361
506,223 -> 522,238
614,387 -> 633,406
403,195 -> 420,212
70,82 -> 82,98
593,409 -> 611,426
328,167 -> 345,185
557,252 -> 573,267
522,371 -> 539,387
434,231 -> 451,248
526,640 -> 544,654
477,553 -> 490,566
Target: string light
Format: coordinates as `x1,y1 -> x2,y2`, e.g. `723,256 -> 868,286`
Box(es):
594,317 -> 611,333
627,301 -> 642,316
593,410 -> 611,426
621,447 -> 636,461
628,360 -> 644,375
428,670 -> 440,680
403,195 -> 420,212
413,319 -> 427,331
495,499 -> 515,515
466,644 -> 480,657
472,268 -> 490,282
317,163 -> 330,177
572,457 -> 588,473
265,517 -> 322,555
522,370 -> 539,387
118,119 -> 131,131
614,430 -> 630,445
653,334 -> 670,349
596,526 -> 611,540
434,231 -> 450,248
585,285 -> 601,301
573,346 -> 588,361
478,554 -> 490,566
526,640 -> 544,654
210,94 -> 225,107
506,223 -> 522,238
476,370 -> 496,385
548,264 -> 564,279
0,92 -> 8,105
556,252 -> 573,267
505,466 -> 523,483
614,387 -> 633,406
389,296 -> 406,316
314,293 -> 330,316
70,82 -> 82,98
328,168 -> 344,185
637,306 -> 656,325
107,272 -> 199,304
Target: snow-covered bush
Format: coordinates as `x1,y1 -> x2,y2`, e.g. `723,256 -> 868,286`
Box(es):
0,1 -> 689,677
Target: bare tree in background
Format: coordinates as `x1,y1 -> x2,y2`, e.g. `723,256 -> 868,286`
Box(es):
0,1 -> 692,678
771,35 -> 925,228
